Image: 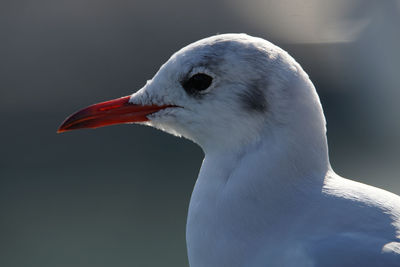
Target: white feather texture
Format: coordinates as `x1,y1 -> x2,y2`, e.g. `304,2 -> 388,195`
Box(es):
129,34 -> 400,266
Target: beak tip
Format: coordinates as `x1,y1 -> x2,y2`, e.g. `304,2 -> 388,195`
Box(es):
57,126 -> 67,134
57,119 -> 71,133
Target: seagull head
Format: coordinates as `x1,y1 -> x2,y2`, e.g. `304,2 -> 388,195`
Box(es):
59,34 -> 327,154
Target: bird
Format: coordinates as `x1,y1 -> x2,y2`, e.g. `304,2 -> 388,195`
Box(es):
58,34 -> 400,266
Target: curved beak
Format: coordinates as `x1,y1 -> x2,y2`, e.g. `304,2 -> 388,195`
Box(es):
57,96 -> 174,133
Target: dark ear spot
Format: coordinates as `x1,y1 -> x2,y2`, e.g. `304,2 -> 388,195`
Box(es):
238,81 -> 267,112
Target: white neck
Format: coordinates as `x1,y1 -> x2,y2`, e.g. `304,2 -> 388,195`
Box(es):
186,101 -> 330,267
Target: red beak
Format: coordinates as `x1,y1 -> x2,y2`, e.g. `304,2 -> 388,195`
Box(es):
57,96 -> 175,133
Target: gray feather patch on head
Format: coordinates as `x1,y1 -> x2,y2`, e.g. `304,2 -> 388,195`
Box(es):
237,80 -> 268,112
197,54 -> 225,72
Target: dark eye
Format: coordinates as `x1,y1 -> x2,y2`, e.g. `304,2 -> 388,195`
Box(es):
181,73 -> 213,94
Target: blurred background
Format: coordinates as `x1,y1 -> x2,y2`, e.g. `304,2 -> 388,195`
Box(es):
1,0 -> 400,266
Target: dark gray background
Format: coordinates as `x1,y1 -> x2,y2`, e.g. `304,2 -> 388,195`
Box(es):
1,0 -> 400,266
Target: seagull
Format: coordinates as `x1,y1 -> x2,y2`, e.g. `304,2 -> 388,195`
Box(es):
58,34 -> 400,266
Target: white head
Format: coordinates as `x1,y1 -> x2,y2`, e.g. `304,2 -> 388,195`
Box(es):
59,33 -> 329,163
130,34 -> 327,155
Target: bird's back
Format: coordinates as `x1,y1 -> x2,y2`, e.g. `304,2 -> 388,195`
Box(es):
302,173 -> 400,266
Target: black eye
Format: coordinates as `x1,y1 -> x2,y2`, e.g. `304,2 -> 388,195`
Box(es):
181,73 -> 213,94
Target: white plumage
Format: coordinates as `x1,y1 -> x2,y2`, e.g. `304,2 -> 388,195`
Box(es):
61,33 -> 400,266
130,34 -> 400,266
